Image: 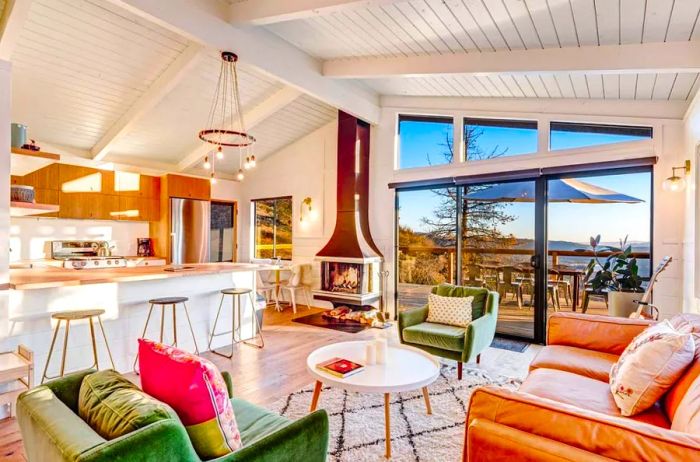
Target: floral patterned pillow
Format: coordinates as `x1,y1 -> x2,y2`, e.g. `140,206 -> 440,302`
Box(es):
138,339 -> 242,459
427,293 -> 474,327
610,320 -> 695,416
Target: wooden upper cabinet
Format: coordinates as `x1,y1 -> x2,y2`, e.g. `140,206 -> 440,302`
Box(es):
58,193 -> 119,220
165,174 -> 210,200
116,172 -> 160,198
21,164 -> 59,190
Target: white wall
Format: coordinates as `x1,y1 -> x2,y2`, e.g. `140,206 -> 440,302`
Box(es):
0,59 -> 11,350
239,96 -> 693,320
686,88 -> 700,312
9,217 -> 150,261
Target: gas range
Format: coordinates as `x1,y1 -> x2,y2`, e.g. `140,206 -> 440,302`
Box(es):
63,256 -> 127,270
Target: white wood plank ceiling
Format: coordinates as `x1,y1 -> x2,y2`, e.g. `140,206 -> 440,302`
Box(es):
265,0 -> 700,100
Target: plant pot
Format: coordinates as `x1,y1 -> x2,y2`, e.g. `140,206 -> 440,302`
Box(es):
608,291 -> 642,318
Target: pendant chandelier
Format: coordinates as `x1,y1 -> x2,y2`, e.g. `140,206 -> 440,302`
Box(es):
199,51 -> 257,184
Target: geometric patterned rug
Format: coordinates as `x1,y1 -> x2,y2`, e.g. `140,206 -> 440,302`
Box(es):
272,364 -> 522,461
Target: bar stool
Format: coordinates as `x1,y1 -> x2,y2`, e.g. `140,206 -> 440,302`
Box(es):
133,297 -> 199,373
42,309 -> 115,384
208,288 -> 264,358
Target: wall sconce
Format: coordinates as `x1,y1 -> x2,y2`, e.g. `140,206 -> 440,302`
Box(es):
662,160 -> 691,192
299,197 -> 318,226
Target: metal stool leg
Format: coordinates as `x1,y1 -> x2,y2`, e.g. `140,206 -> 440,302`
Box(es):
159,305 -> 165,343
208,293 -> 234,358
59,320 -> 71,378
181,302 -> 199,355
242,292 -> 264,349
233,295 -> 243,343
133,303 -> 155,374
41,319 -> 62,384
172,304 -> 178,347
97,315 -> 116,370
88,316 -> 99,370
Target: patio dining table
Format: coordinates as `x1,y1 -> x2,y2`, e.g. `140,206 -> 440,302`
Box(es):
478,263 -> 585,310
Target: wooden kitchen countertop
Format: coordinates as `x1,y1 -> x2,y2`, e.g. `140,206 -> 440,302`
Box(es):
9,263 -> 279,290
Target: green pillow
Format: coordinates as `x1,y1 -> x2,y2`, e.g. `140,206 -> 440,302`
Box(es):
78,370 -> 174,440
432,283 -> 488,319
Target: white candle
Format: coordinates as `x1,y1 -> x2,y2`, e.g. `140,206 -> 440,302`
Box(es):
365,342 -> 376,365
375,339 -> 388,364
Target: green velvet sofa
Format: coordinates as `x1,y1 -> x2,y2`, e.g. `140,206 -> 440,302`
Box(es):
398,284 -> 499,380
16,369 -> 329,462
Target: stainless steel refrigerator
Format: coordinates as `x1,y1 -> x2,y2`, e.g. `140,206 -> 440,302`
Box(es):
170,198 -> 210,264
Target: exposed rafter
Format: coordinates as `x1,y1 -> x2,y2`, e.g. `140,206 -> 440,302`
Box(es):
91,43 -> 203,161
229,0 -> 396,25
106,0 -> 380,124
0,0 -> 32,60
324,41 -> 700,79
177,86 -> 302,172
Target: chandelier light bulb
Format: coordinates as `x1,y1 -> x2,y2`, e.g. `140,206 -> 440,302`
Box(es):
203,157 -> 211,170
216,146 -> 224,160
237,169 -> 244,181
244,157 -> 251,170
250,155 -> 256,168
210,173 -> 217,185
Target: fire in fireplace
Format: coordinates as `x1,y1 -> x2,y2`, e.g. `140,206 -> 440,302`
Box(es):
322,262 -> 363,294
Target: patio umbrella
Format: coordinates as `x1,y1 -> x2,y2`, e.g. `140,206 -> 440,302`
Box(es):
466,178 -> 643,203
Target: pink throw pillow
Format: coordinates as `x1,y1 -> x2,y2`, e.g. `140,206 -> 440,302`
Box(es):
609,321 -> 695,416
138,339 -> 242,458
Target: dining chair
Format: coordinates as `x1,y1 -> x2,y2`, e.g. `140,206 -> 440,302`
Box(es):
256,270 -> 280,311
497,266 -> 524,310
463,264 -> 484,287
279,263 -> 313,314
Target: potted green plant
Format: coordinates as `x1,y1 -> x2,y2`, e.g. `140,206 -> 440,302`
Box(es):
585,235 -> 644,317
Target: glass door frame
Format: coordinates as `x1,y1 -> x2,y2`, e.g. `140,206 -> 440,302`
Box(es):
394,164 -> 653,345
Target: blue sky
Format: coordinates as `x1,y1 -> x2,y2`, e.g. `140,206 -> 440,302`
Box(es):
398,120 -> 651,244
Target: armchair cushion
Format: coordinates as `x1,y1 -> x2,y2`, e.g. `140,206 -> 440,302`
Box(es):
231,398 -> 292,446
433,284 -> 488,319
529,345 -> 619,382
520,368 -> 670,428
402,322 -> 465,352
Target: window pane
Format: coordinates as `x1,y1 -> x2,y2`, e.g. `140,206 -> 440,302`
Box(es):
210,202 -> 235,262
464,118 -> 538,161
398,115 -> 453,169
253,197 -> 293,260
397,187 -> 457,310
550,122 -> 652,150
254,200 -> 275,259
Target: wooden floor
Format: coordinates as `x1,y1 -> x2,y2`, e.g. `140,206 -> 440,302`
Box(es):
0,305 -> 539,461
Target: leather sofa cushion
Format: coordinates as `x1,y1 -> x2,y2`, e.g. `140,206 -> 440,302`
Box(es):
520,368 -> 670,428
403,322 -> 465,352
530,345 -> 619,382
433,283 -> 488,319
665,360 -> 700,433
79,370 -> 174,440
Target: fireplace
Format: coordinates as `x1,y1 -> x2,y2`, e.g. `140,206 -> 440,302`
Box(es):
313,111 -> 383,310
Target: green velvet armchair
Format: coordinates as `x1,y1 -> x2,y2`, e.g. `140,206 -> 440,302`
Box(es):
398,284 -> 499,380
16,370 -> 329,462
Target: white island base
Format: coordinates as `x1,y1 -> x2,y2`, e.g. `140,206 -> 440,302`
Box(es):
5,264 -> 271,385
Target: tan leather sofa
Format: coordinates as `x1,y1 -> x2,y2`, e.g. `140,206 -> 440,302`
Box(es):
464,312 -> 700,461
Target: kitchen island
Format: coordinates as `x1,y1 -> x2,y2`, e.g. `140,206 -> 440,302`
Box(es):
6,262 -> 278,384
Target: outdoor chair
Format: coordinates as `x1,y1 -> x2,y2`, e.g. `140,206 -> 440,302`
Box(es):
497,266 -> 524,310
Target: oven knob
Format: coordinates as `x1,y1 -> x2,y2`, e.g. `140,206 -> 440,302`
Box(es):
80,261 -> 87,267
73,261 -> 80,269
107,260 -> 111,265
95,261 -> 100,266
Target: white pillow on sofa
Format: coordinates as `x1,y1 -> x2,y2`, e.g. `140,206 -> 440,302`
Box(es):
426,293 -> 474,328
610,320 -> 695,416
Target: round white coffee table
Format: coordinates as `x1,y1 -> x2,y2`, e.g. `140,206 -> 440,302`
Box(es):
306,341 -> 440,459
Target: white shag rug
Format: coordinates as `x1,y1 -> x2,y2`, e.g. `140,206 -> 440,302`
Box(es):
272,364 -> 521,462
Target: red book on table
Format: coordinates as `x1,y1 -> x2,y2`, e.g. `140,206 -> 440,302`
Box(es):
316,357 -> 364,378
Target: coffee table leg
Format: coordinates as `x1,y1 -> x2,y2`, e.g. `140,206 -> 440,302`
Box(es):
384,393 -> 391,459
310,380 -> 323,412
422,387 -> 432,415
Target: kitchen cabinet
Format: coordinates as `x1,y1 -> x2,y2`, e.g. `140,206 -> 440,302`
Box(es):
165,174 -> 210,200
59,193 -> 119,220
117,196 -> 160,221
117,173 -> 160,198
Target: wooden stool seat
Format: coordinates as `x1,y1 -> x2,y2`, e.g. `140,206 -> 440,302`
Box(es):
51,309 -> 105,320
221,288 -> 252,296
149,296 -> 189,305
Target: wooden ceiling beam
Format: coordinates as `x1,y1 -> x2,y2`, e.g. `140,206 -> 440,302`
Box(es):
91,43 -> 203,161
176,86 -> 302,172
0,0 -> 32,60
323,41 -> 700,78
229,0 -> 397,25
105,0 -> 380,124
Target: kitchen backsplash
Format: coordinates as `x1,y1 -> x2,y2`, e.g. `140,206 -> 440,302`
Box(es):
10,217 -> 149,261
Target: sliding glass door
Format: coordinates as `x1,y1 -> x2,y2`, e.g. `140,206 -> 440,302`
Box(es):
395,167 -> 652,343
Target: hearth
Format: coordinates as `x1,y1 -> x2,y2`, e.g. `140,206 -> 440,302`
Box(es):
313,111 -> 383,309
